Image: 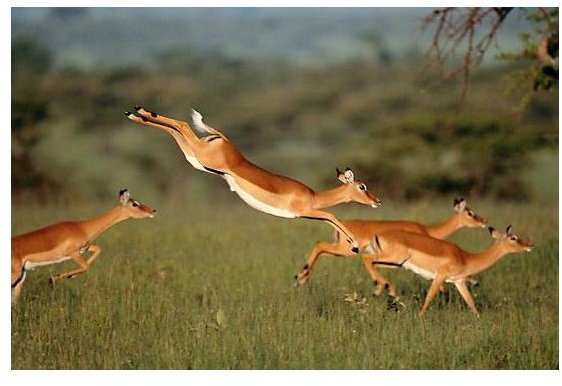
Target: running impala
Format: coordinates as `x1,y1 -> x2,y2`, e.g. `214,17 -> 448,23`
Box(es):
369,225 -> 533,318
11,189 -> 156,304
126,107 -> 381,252
294,198 -> 487,296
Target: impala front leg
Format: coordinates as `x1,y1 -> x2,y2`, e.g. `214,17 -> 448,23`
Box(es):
50,244 -> 101,283
454,280 -> 480,317
300,209 -> 359,253
360,253 -> 397,297
294,240 -> 351,287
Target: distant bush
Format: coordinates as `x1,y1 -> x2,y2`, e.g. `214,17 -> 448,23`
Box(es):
10,39 -> 558,201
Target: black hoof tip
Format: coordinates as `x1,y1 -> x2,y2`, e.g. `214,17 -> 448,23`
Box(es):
352,247 -> 359,253
134,105 -> 142,111
124,111 -> 132,116
141,117 -> 148,122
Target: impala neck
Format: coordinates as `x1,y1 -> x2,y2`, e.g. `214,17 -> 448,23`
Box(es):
426,214 -> 461,239
311,184 -> 351,210
79,206 -> 128,241
464,242 -> 509,277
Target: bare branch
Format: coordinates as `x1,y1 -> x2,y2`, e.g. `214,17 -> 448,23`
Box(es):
421,7 -> 513,109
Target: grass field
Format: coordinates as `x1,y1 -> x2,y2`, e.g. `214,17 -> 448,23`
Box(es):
11,188 -> 558,369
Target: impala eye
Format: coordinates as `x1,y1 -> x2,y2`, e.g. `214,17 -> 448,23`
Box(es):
132,201 -> 139,207
359,184 -> 366,191
468,210 -> 474,216
509,236 -> 517,241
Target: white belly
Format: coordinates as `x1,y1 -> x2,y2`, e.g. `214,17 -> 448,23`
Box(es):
25,256 -> 72,270
223,174 -> 297,218
403,261 -> 435,280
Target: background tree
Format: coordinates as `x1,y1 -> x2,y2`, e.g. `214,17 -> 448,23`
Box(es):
11,38 -> 58,197
423,7 -> 558,111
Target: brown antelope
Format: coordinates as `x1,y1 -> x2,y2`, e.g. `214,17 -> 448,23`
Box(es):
11,189 -> 156,304
369,225 -> 533,318
125,107 -> 381,252
294,198 -> 487,296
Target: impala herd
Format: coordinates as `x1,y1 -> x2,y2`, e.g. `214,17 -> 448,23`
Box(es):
11,107 -> 534,318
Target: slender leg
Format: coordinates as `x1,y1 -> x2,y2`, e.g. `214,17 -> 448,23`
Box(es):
125,112 -> 198,161
294,240 -> 351,286
11,261 -> 27,305
132,107 -> 194,138
361,253 -> 397,297
129,107 -> 243,172
419,275 -> 446,319
50,244 -> 101,283
300,209 -> 359,252
454,280 -> 480,317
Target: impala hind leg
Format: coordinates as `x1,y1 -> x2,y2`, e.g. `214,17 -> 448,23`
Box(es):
11,261 -> 27,305
50,244 -> 101,283
132,107 -> 196,138
294,240 -> 351,287
419,275 -> 446,319
360,254 -> 397,297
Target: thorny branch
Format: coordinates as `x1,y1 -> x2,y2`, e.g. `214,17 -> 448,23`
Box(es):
422,7 -> 514,110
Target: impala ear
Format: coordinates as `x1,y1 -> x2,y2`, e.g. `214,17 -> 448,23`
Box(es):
337,168 -> 347,184
453,198 -> 466,212
505,225 -> 513,235
488,226 -> 500,239
343,167 -> 355,183
119,189 -> 130,205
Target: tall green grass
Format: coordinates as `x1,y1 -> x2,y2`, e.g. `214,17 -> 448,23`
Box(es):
11,195 -> 558,369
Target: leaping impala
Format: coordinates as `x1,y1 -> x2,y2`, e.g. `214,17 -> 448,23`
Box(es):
125,106 -> 381,252
11,189 -> 156,304
294,198 -> 487,297
369,225 -> 533,318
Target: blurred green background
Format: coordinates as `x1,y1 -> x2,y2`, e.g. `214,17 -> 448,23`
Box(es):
11,8 -> 558,206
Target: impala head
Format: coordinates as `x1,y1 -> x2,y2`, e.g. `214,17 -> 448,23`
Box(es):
453,198 -> 487,228
118,189 -> 157,219
488,225 -> 534,253
336,167 -> 382,208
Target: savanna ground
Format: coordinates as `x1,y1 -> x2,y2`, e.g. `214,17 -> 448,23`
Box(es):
11,152 -> 558,369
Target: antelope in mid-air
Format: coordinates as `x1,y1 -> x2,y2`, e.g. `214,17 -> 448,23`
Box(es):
369,225 -> 533,318
294,198 -> 487,296
126,107 -> 381,252
11,189 -> 156,304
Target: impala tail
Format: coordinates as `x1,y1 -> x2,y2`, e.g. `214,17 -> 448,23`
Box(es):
188,108 -> 224,140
